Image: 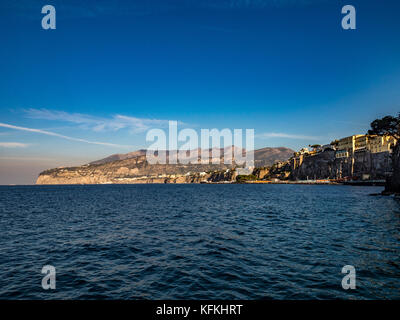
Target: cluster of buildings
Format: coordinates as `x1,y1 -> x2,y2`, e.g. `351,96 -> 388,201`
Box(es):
293,134 -> 397,160
290,134 -> 397,180
334,134 -> 396,158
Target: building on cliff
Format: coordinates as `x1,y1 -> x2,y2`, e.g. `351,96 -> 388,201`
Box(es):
289,134 -> 397,181
334,134 -> 397,156
368,135 -> 397,153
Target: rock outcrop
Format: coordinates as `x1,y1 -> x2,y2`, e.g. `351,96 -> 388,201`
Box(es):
253,162 -> 291,180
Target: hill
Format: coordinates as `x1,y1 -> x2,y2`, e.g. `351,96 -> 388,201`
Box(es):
36,146 -> 294,184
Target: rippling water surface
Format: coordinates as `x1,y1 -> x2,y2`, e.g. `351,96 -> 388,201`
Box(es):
0,184 -> 399,299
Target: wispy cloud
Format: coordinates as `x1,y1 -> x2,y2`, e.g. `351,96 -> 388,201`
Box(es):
256,132 -> 321,141
24,108 -> 173,133
0,142 -> 30,148
0,122 -> 133,149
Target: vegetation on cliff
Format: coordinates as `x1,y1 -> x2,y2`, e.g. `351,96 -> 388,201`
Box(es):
236,174 -> 257,183
368,113 -> 400,193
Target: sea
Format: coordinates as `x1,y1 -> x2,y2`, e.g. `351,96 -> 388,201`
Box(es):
0,184 -> 399,299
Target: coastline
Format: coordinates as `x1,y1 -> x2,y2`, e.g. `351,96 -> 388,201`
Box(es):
4,180 -> 386,186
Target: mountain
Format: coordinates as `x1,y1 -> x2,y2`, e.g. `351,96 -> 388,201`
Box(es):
254,147 -> 294,167
91,147 -> 294,166
36,146 -> 294,185
90,150 -> 147,165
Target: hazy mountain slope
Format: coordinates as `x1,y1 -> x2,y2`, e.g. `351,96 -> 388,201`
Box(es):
254,147 -> 295,167
90,149 -> 147,165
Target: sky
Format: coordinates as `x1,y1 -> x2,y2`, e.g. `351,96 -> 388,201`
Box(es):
1,0 -> 400,184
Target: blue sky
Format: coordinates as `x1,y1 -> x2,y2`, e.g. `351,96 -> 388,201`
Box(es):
1,0 -> 400,184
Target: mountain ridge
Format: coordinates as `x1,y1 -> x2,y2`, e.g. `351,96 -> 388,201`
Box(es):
90,146 -> 294,166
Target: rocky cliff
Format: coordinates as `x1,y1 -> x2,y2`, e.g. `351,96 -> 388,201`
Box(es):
290,149 -> 392,180
253,162 -> 292,180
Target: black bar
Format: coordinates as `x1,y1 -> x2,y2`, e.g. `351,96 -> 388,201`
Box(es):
1,300 -> 399,318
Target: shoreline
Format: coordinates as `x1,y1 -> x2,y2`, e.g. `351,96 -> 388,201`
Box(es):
244,180 -> 385,186
2,181 -> 386,187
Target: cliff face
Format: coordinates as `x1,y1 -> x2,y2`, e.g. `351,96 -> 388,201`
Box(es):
290,150 -> 392,180
253,162 -> 291,180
